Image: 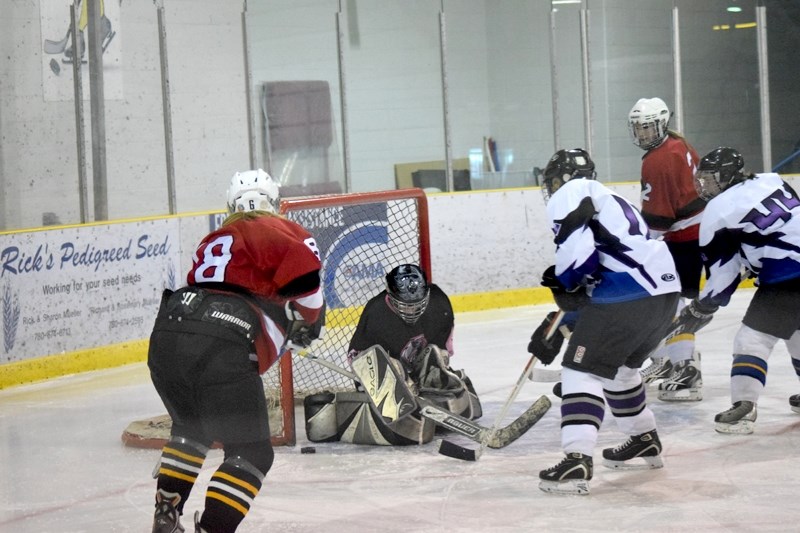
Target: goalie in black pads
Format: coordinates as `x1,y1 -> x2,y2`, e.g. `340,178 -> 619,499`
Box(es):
536,149 -> 681,495
304,263 -> 482,446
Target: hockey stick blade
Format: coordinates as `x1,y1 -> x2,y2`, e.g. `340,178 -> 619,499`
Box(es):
438,327 -> 559,462
439,439 -> 479,461
436,394 -> 551,460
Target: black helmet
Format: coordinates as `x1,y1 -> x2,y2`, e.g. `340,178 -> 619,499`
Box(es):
385,264 -> 430,324
542,148 -> 596,202
694,147 -> 746,201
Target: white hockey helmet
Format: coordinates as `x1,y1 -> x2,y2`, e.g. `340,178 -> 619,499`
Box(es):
226,169 -> 280,214
628,97 -> 671,150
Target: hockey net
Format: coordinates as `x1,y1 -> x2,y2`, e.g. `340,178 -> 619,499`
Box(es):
121,188 -> 430,448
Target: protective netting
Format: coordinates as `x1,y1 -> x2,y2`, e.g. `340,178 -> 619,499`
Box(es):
274,190 -> 429,398
122,190 -> 428,449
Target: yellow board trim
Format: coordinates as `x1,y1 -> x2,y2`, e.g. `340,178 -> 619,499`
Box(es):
0,339 -> 148,390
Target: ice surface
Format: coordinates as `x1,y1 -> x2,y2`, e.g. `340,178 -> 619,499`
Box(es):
1,289 -> 798,532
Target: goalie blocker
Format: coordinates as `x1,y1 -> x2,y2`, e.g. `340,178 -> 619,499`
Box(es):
304,344 -> 482,446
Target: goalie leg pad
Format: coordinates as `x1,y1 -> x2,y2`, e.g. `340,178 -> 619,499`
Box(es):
351,345 -> 417,423
304,391 -> 433,445
304,392 -> 339,443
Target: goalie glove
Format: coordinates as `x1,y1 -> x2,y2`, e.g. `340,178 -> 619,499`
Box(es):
671,299 -> 718,336
541,265 -> 589,312
527,311 -> 565,365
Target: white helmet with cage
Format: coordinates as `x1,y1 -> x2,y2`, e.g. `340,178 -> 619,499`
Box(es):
628,97 -> 671,151
226,169 -> 281,214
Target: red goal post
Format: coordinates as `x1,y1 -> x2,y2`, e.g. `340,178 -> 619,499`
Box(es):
272,188 -> 431,443
121,188 -> 431,449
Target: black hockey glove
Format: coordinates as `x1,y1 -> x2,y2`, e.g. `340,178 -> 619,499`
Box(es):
284,301 -> 326,351
541,265 -> 589,312
527,311 -> 565,365
671,299 -> 718,336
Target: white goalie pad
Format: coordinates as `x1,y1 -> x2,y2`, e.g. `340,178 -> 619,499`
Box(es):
303,391 -> 434,445
350,345 -> 417,424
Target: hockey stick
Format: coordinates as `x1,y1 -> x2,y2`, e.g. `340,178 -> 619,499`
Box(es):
438,309 -> 565,461
292,349 -> 550,448
529,366 -> 562,383
528,309 -> 570,382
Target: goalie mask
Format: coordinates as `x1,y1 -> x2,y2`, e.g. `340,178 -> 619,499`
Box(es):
226,169 -> 281,214
385,264 -> 430,324
694,147 -> 746,201
628,97 -> 671,151
541,148 -> 596,203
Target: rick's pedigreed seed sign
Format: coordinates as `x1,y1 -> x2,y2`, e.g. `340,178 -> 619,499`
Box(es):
0,219 -> 180,362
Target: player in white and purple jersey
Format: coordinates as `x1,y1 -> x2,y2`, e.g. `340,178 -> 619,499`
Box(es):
535,148 -> 681,495
671,147 -> 800,434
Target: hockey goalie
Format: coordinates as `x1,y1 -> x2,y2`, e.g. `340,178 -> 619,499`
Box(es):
304,264 -> 482,446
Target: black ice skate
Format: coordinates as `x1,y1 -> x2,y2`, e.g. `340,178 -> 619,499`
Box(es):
658,356 -> 702,401
194,511 -> 209,533
539,452 -> 593,495
152,489 -> 185,533
790,394 -> 800,414
602,429 -> 664,470
714,401 -> 757,434
640,357 -> 672,385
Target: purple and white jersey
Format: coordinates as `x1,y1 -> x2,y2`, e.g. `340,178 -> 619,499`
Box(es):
546,178 -> 681,303
697,172 -> 800,308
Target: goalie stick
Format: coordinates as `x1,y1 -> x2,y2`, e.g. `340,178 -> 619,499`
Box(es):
439,309 -> 565,461
292,349 -> 550,449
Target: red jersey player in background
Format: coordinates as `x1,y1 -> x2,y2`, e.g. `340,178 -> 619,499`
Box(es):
148,169 -> 324,533
628,97 -> 706,402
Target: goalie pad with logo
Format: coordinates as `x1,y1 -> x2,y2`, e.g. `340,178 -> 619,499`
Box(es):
304,391 -> 434,445
350,345 -> 417,424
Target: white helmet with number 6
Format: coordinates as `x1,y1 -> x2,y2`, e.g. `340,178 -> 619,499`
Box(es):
628,97 -> 671,151
226,169 -> 281,214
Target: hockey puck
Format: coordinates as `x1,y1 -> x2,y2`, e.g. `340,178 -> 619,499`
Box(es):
300,446 -> 316,454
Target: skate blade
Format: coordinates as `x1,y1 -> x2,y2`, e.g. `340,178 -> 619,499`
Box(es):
714,420 -> 755,435
791,406 -> 800,415
658,389 -> 702,402
102,31 -> 116,52
602,455 -> 664,470
539,479 -> 590,495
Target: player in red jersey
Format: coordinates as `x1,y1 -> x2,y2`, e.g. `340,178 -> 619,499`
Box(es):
629,97 -> 706,401
149,169 -> 324,533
